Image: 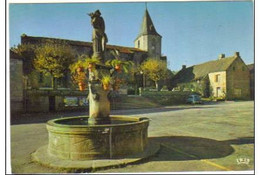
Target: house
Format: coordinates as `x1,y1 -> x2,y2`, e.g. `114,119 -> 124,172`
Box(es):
173,52 -> 250,100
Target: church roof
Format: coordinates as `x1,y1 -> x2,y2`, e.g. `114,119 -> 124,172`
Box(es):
173,56 -> 238,84
21,35 -> 147,54
136,9 -> 161,39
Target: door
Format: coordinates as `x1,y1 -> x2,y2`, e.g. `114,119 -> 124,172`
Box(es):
216,87 -> 221,97
49,96 -> 55,112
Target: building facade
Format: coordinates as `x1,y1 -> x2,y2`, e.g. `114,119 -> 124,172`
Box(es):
173,52 -> 251,100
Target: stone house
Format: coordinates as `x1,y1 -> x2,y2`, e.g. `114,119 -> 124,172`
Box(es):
173,52 -> 251,100
247,63 -> 254,100
10,9 -> 167,114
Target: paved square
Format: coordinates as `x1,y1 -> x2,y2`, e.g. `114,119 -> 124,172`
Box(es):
10,101 -> 254,173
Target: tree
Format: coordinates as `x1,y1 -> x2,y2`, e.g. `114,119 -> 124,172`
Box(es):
164,69 -> 175,90
141,58 -> 167,90
34,43 -> 75,89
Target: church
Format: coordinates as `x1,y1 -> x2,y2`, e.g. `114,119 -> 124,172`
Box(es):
10,9 -> 167,114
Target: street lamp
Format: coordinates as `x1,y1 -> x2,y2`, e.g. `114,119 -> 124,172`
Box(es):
140,70 -> 145,88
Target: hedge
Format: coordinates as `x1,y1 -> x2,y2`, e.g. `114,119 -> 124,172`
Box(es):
141,91 -> 194,105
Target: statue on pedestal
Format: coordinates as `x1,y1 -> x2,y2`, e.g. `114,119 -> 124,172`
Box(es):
88,10 -> 110,124
88,10 -> 108,60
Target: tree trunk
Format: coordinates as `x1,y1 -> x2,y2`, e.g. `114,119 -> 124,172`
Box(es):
155,81 -> 159,91
52,77 -> 56,90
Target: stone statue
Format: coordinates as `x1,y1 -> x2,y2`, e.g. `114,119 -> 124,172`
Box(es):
88,10 -> 108,59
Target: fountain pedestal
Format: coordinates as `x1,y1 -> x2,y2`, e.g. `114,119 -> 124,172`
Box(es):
88,84 -> 111,125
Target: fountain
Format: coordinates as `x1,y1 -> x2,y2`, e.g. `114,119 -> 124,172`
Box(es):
32,10 -> 159,172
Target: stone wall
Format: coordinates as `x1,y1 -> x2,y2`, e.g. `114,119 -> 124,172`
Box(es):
134,35 -> 162,60
226,58 -> 250,100
208,71 -> 227,98
25,94 -> 49,113
147,35 -> 161,59
135,35 -> 148,51
24,89 -> 89,113
10,58 -> 24,115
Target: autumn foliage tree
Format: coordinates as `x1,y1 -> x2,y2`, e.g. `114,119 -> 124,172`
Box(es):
34,43 -> 75,89
141,58 -> 167,90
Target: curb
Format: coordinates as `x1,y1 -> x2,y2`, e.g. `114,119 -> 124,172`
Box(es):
31,141 -> 160,173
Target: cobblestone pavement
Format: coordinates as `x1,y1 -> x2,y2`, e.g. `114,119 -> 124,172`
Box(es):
9,101 -> 254,173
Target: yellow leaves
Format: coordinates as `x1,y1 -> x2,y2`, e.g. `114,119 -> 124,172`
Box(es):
33,43 -> 75,78
69,58 -> 89,74
141,58 -> 167,82
101,75 -> 111,85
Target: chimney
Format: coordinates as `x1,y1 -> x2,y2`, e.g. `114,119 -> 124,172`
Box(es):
182,65 -> 186,69
218,54 -> 225,60
234,52 -> 240,58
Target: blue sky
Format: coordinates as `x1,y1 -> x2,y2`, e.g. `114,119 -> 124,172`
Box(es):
9,1 -> 254,71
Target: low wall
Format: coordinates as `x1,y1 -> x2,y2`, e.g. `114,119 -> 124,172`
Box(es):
24,89 -> 89,113
141,91 -> 193,105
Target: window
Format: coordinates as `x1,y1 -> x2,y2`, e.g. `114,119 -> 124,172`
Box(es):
233,66 -> 236,71
215,74 -> 221,82
242,66 -> 245,71
138,40 -> 140,48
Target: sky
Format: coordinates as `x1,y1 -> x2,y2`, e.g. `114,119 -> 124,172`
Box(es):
8,1 -> 254,71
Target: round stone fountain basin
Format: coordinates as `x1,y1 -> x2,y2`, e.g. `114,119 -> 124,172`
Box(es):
47,115 -> 149,160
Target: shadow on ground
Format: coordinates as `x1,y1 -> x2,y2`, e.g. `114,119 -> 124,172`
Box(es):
11,106 -> 215,125
148,136 -> 254,161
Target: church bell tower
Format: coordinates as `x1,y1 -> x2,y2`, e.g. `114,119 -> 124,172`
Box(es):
134,9 -> 162,60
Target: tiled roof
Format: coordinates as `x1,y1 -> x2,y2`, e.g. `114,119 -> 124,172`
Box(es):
21,35 -> 147,54
173,56 -> 238,83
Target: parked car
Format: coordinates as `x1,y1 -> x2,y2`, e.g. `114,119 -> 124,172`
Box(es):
186,94 -> 202,104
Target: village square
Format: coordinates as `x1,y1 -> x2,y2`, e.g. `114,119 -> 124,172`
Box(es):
8,1 -> 254,174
